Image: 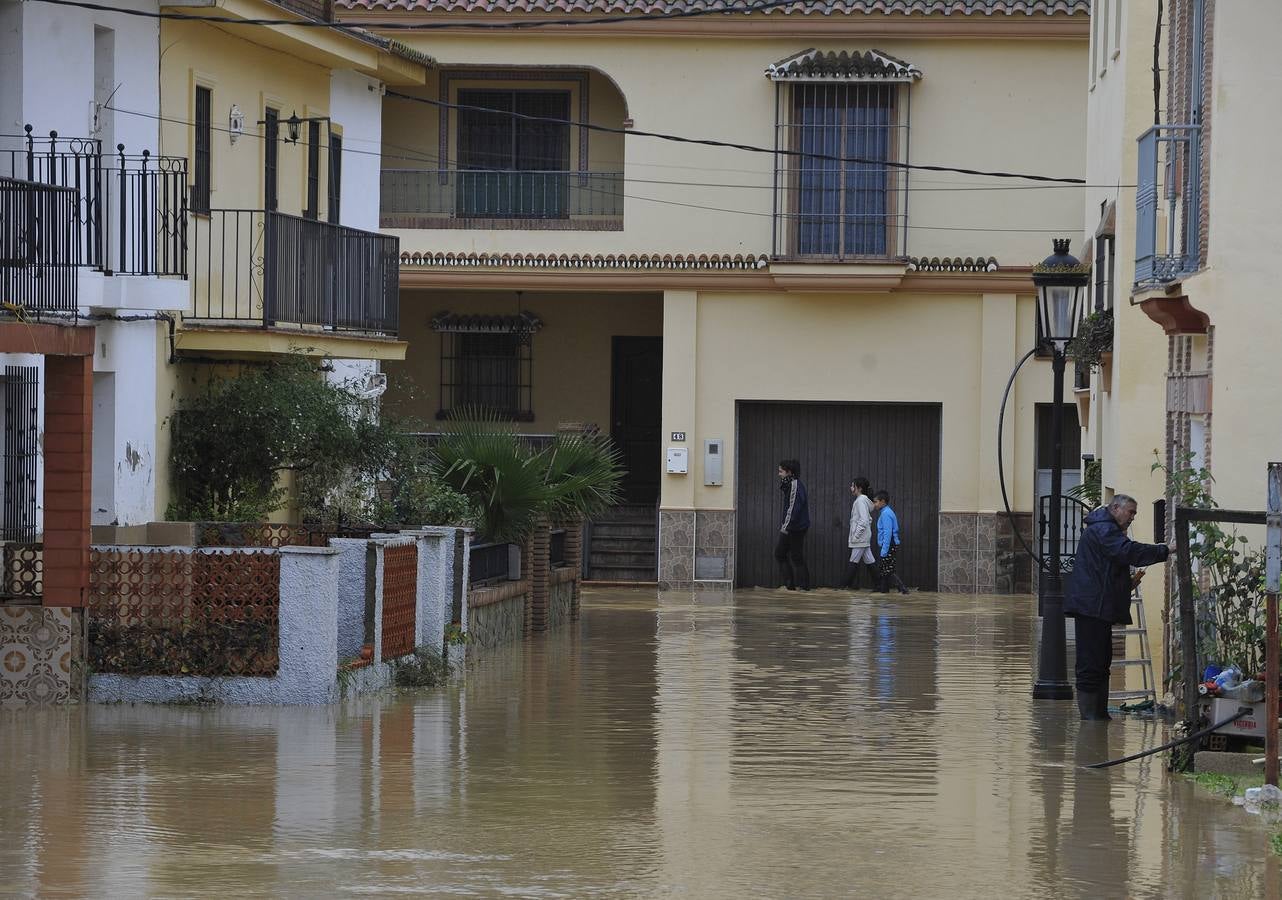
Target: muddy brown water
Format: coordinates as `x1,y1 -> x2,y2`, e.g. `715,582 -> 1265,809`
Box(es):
2,589 -> 1278,898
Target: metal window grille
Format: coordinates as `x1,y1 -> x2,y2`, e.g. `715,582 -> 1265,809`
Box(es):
456,89 -> 571,219
2,366 -> 39,543
437,331 -> 533,421
772,82 -> 908,260
304,120 -> 321,221
264,108 -> 279,212
328,133 -> 342,224
193,87 -> 211,214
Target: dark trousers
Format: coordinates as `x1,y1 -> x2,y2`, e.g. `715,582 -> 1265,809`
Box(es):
1074,614 -> 1114,693
775,529 -> 810,590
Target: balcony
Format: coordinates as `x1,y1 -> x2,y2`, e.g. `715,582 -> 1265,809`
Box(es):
0,128 -> 188,282
188,209 -> 399,337
380,169 -> 624,231
0,177 -> 80,315
1135,124 -> 1202,286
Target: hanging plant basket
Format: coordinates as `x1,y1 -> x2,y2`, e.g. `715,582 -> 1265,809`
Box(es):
1069,310 -> 1115,371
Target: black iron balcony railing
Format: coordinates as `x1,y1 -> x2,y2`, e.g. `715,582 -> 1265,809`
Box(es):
189,209 -> 399,336
1135,124 -> 1202,286
0,127 -> 188,279
380,169 -> 624,226
0,176 -> 82,315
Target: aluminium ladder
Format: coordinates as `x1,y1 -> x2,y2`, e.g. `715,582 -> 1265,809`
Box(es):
1109,586 -> 1158,708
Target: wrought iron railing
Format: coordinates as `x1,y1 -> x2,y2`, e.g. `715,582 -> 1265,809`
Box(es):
0,127 -> 187,278
469,540 -> 514,585
188,209 -> 399,335
380,169 -> 624,224
1135,124 -> 1202,286
0,176 -> 81,314
1038,494 -> 1091,574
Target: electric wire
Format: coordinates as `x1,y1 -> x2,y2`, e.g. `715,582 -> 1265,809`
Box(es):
32,0 -> 824,32
1085,708 -> 1251,769
387,91 -> 1088,185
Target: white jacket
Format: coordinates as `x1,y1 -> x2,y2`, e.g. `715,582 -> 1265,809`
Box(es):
848,494 -> 874,549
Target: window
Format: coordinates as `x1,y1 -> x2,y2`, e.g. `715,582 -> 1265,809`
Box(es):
456,89 -> 571,219
193,86 -> 211,213
2,366 -> 38,544
264,107 -> 279,212
1094,233 -> 1115,313
304,119 -> 321,220
327,132 -> 342,224
434,316 -> 538,420
774,82 -> 903,259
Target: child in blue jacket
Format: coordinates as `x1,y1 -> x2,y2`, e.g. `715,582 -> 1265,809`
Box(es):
873,491 -> 911,595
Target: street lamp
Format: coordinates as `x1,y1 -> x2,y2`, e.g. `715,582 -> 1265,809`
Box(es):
1032,238 -> 1089,701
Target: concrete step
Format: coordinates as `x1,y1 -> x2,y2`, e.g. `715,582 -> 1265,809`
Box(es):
588,564 -> 657,581
589,549 -> 656,568
591,522 -> 657,539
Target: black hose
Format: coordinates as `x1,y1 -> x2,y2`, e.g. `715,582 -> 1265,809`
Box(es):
1085,708 -> 1251,769
997,346 -> 1047,572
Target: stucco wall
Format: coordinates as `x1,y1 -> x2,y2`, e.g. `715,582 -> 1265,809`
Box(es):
382,35 -> 1085,264
385,290 -> 662,432
89,546 -> 341,705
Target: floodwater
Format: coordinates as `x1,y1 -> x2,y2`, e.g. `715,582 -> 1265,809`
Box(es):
2,589 -> 1278,898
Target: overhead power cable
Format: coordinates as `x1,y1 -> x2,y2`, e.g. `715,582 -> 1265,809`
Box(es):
387,92 -> 1086,185
31,0 -> 840,32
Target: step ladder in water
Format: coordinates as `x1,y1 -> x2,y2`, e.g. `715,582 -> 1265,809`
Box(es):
1110,587 -> 1157,708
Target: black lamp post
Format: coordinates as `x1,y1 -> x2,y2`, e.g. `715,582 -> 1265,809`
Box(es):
1032,238 -> 1089,701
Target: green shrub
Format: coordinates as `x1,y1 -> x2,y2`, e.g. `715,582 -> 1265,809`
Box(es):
392,647 -> 450,688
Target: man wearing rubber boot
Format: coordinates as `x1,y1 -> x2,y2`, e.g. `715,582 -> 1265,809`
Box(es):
1064,494 -> 1169,721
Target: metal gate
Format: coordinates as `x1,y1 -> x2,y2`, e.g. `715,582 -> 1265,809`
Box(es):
3,365 -> 38,543
735,402 -> 941,590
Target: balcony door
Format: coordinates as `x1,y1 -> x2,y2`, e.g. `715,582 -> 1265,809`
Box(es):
456,90 -> 571,219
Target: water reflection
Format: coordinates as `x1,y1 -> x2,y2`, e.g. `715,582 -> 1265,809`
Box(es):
1,589 -> 1277,897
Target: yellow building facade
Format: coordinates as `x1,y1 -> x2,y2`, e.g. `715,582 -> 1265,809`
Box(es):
352,0 -> 1090,589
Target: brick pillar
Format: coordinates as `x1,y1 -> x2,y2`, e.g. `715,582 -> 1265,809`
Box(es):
563,517 -> 584,620
528,519 -> 551,634
43,355 -> 92,608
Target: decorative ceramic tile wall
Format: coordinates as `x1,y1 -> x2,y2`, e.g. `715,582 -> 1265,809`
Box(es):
1,606 -> 79,707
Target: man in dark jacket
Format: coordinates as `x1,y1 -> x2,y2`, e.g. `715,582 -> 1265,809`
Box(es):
1064,494 -> 1169,721
775,459 -> 811,591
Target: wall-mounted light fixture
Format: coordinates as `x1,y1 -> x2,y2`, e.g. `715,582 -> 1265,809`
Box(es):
228,104 -> 244,145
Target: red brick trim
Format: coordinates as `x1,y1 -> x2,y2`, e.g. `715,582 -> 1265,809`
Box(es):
0,323 -> 94,356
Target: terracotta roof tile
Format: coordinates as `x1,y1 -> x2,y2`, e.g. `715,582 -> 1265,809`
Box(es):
766,48 -> 922,81
339,1 -> 1088,17
401,251 -> 771,269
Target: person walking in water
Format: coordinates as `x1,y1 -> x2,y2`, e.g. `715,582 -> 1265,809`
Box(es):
873,491 -> 910,595
1065,494 -> 1168,721
775,459 -> 811,591
845,476 -> 875,589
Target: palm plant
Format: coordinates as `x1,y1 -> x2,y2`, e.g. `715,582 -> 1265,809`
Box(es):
430,412 -> 552,543
537,432 -> 624,524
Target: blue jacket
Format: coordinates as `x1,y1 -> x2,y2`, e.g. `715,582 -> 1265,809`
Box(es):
877,505 -> 901,556
779,476 -> 810,533
1065,507 -> 1169,624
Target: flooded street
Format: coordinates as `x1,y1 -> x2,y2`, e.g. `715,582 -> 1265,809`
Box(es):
2,588 -> 1277,898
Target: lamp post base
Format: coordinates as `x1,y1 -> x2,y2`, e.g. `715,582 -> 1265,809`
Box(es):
1032,681 -> 1074,700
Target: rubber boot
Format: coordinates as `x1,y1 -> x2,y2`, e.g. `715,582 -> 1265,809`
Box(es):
1077,691 -> 1103,721
1097,679 -> 1113,720
844,562 -> 860,590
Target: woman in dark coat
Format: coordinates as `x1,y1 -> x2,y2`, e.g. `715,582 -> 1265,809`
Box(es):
1064,494 -> 1169,721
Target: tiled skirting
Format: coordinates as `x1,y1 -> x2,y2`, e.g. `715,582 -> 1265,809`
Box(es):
659,509 -> 735,591
1,606 -> 83,707
937,512 -> 1034,595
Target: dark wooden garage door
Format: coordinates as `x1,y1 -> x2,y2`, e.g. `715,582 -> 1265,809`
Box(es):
735,402 -> 941,590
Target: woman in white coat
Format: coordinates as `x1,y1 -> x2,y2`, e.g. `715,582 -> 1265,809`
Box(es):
844,476 -> 876,589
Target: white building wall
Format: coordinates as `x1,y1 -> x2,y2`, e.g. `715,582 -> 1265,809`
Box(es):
91,321 -> 163,525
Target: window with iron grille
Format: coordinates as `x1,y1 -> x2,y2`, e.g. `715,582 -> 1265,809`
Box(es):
436,329 -> 534,421
328,132 -> 342,224
456,89 -> 571,219
264,108 -> 279,212
193,86 -> 212,214
304,120 -> 321,221
768,51 -> 916,261
2,366 -> 38,544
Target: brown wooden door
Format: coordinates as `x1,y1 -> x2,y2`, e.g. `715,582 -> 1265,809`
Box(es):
611,337 -> 662,505
734,402 -> 941,590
